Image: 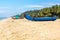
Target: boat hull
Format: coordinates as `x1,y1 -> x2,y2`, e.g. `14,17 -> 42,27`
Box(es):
25,14 -> 57,21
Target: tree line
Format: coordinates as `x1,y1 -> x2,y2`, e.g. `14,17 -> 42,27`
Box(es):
19,5 -> 60,19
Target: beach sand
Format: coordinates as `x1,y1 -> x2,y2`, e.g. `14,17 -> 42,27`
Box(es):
0,18 -> 60,40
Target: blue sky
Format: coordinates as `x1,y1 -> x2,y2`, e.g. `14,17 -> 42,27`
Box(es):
0,0 -> 60,17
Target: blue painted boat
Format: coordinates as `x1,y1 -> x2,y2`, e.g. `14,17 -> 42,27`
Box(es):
25,14 -> 33,20
25,14 -> 57,21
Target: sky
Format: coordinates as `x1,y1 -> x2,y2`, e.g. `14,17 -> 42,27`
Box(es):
0,0 -> 60,17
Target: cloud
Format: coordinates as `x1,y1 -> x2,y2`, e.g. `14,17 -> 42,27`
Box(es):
0,9 -> 13,14
24,5 -> 44,8
50,3 -> 60,5
18,5 -> 45,11
18,5 -> 45,13
41,3 -> 60,5
0,7 -> 10,13
0,10 -> 9,13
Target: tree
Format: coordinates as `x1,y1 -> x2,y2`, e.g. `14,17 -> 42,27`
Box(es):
20,5 -> 60,18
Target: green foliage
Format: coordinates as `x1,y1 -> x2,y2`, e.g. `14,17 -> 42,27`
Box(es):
19,5 -> 60,18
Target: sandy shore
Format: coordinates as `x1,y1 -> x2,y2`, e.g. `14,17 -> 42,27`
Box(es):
0,18 -> 60,40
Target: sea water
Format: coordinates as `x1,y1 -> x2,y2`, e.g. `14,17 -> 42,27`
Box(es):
0,17 -> 7,20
